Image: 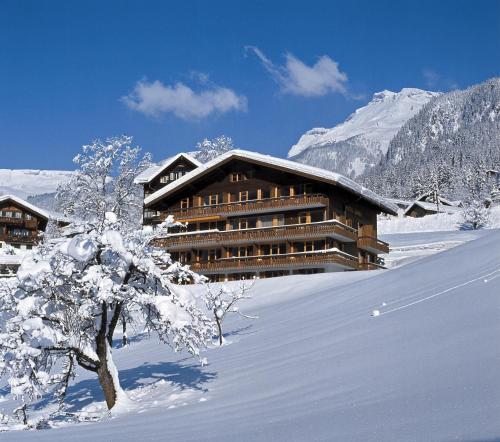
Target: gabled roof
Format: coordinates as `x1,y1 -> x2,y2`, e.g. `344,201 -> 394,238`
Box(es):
404,200 -> 461,216
416,192 -> 456,207
144,150 -> 399,215
0,194 -> 50,219
134,153 -> 201,184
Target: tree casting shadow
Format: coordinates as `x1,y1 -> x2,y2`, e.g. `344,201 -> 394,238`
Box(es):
33,359 -> 217,414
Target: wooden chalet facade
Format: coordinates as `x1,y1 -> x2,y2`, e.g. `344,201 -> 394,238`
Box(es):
0,195 -> 49,276
137,150 -> 398,282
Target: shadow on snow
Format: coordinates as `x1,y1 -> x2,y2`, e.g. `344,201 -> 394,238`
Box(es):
32,359 -> 217,414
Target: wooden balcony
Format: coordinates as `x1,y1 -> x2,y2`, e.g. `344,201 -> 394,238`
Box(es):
0,217 -> 38,229
0,216 -> 24,225
0,233 -> 38,245
189,249 -> 359,273
160,194 -> 329,222
358,262 -> 386,270
357,236 -> 390,254
156,220 -> 357,250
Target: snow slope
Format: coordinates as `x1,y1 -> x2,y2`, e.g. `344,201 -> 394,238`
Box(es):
3,229 -> 500,441
288,88 -> 439,177
0,169 -> 73,199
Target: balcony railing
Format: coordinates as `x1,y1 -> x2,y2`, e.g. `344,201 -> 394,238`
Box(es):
156,219 -> 357,250
0,216 -> 38,229
358,262 -> 386,270
0,216 -> 24,225
357,236 -> 390,254
0,233 -> 38,244
189,249 -> 359,273
159,194 -> 329,222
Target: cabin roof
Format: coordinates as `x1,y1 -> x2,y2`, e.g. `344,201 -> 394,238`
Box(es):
404,200 -> 462,215
0,194 -> 50,219
134,152 -> 201,184
144,150 -> 399,215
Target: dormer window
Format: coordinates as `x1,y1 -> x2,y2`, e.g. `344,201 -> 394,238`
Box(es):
230,172 -> 245,182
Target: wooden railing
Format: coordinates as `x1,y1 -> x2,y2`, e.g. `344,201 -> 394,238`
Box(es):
358,262 -> 386,270
189,249 -> 359,272
160,194 -> 329,221
0,217 -> 38,229
0,216 -> 24,225
0,233 -> 38,244
156,220 -> 357,249
357,236 -> 390,254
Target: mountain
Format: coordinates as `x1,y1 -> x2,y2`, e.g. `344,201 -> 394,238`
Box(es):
0,169 -> 73,199
364,77 -> 500,198
288,88 -> 440,178
0,169 -> 73,212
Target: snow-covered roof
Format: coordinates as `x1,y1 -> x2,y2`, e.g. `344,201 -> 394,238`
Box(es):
415,193 -> 457,207
0,194 -> 50,219
404,200 -> 462,215
134,153 -> 201,184
144,150 -> 399,215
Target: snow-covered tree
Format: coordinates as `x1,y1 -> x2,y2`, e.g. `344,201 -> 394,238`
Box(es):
56,135 -> 151,231
462,200 -> 489,229
0,213 -> 212,416
195,135 -> 234,163
204,280 -> 256,346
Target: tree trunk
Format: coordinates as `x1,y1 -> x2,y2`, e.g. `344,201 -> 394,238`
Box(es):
215,316 -> 223,346
122,314 -> 128,347
96,302 -> 119,410
97,355 -> 118,410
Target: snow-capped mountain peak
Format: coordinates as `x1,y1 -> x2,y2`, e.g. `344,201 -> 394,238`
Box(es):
288,88 -> 440,177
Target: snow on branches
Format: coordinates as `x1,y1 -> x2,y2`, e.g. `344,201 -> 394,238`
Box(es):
205,279 -> 257,346
0,213 -> 213,417
56,135 -> 151,231
195,135 -> 234,163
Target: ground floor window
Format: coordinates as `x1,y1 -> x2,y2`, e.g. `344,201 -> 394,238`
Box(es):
259,270 -> 289,278
292,268 -> 325,275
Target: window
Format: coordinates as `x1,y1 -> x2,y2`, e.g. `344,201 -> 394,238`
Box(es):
204,194 -> 219,206
180,198 -> 189,209
230,172 -> 245,182
270,243 -> 286,255
239,191 -> 249,202
298,212 -> 309,224
13,212 -> 22,219
144,210 -> 160,219
229,246 -> 253,258
280,186 -> 290,197
248,190 -> 258,200
25,214 -> 32,220
261,188 -> 271,199
260,215 -> 273,227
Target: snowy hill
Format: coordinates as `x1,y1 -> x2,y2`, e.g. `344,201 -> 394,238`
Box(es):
0,169 -> 73,199
2,228 -> 500,441
288,88 -> 439,177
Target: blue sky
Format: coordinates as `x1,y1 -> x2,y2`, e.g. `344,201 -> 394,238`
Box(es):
1,0 -> 499,170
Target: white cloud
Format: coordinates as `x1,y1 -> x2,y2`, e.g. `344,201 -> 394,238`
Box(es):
246,46 -> 348,97
422,68 -> 440,88
422,68 -> 459,91
122,79 -> 247,120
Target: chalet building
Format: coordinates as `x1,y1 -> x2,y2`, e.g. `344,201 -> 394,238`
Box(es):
136,150 -> 398,282
404,193 -> 460,218
0,195 -> 49,276
135,153 -> 202,199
